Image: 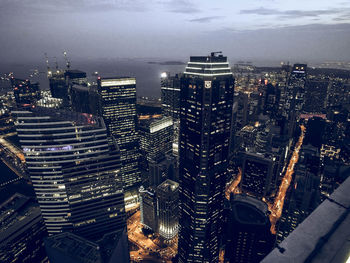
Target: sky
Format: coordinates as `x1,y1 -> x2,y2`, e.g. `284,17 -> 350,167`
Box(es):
1,0 -> 350,64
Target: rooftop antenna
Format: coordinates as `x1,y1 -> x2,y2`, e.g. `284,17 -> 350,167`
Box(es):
63,50 -> 71,69
211,51 -> 222,56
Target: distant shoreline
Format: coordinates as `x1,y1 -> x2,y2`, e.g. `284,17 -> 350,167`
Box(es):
147,61 -> 185,65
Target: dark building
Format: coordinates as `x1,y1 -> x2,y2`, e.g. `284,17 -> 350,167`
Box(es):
224,195 -> 274,263
178,53 -> 234,263
49,69 -> 87,108
14,107 -> 126,241
139,186 -> 158,231
240,152 -> 274,198
148,153 -> 178,186
70,84 -> 100,115
0,193 -> 48,263
45,230 -> 129,263
156,179 -> 179,240
98,77 -> 141,189
304,79 -> 329,113
11,78 -> 40,105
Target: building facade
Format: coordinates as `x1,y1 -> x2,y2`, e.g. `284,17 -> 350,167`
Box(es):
98,77 -> 141,189
14,107 -> 126,241
178,53 -> 235,263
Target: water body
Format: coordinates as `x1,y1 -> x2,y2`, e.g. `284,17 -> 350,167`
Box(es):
0,58 -> 187,98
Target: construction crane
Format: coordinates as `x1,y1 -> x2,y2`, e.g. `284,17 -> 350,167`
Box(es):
54,56 -> 59,71
44,52 -> 52,77
63,50 -> 71,69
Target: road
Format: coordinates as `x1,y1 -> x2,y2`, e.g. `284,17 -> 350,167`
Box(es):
225,167 -> 242,200
269,125 -> 306,234
127,211 -> 176,262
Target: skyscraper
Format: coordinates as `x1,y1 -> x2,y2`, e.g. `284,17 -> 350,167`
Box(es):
161,72 -> 181,120
98,77 -> 141,189
156,179 -> 179,240
224,194 -> 274,263
178,53 -> 234,263
14,107 -> 126,241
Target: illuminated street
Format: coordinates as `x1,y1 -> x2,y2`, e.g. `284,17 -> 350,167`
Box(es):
269,125 -> 306,233
225,167 -> 242,200
127,210 -> 176,262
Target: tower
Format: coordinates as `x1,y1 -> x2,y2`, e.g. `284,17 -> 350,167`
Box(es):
98,77 -> 141,189
14,107 -> 126,241
178,53 -> 234,263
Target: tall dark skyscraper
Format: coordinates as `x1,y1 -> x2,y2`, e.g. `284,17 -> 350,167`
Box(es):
98,77 -> 141,189
14,107 -> 126,241
161,72 -> 181,120
178,53 -> 234,263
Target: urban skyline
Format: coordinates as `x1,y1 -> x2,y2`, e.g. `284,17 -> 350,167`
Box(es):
0,1 -> 350,263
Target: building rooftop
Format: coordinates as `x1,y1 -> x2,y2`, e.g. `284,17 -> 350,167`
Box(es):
157,179 -> 179,193
231,194 -> 269,226
45,232 -> 102,263
0,193 -> 42,244
262,175 -> 350,263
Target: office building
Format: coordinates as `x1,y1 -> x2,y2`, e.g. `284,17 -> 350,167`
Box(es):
14,107 -> 126,241
240,152 -> 274,198
161,72 -> 181,120
11,78 -> 41,105
45,229 -> 129,263
156,179 -> 179,240
70,84 -> 100,115
98,77 -> 141,189
149,153 -> 178,186
0,193 -> 48,263
139,116 -> 173,169
49,69 -> 87,108
139,186 -> 158,231
224,195 -> 274,263
178,53 -> 234,263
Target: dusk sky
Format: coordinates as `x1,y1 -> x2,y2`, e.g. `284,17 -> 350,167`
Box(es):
1,0 -> 350,63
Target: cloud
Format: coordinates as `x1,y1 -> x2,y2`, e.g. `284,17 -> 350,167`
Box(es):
240,7 -> 350,19
162,0 -> 200,14
189,16 -> 223,23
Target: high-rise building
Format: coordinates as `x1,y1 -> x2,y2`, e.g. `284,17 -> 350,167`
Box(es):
14,107 -> 126,241
98,77 -> 141,189
139,116 -> 173,169
161,72 -> 181,120
161,72 -> 182,156
49,69 -> 87,108
240,152 -> 274,198
11,78 -> 41,105
224,195 -> 275,263
304,79 -> 329,113
156,179 -> 179,240
139,186 -> 157,231
178,53 -> 234,263
0,194 -> 48,263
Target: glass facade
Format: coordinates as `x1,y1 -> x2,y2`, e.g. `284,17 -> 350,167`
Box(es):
14,107 -> 126,241
98,77 -> 141,189
178,54 -> 235,263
